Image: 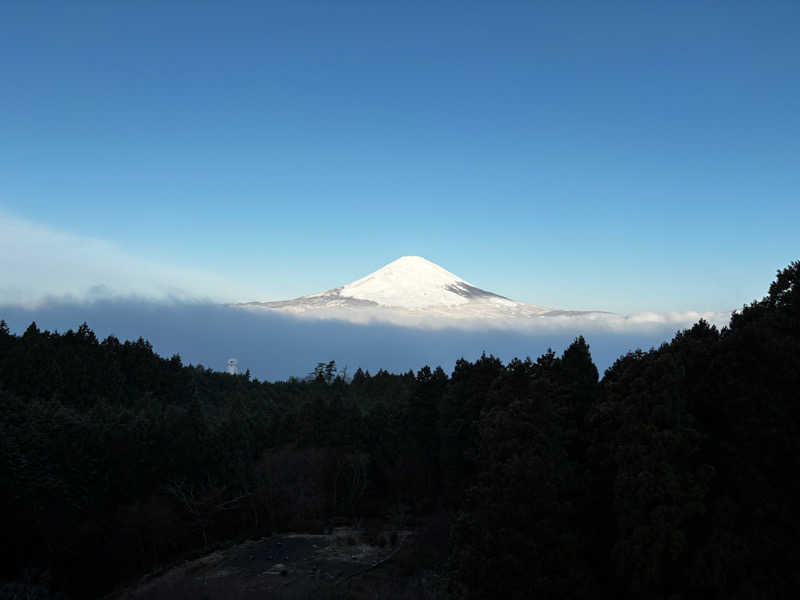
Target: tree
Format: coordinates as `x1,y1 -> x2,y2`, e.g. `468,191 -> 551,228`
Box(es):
439,354 -> 504,503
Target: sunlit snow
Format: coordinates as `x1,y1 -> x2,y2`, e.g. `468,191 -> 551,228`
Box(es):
238,256 -> 730,332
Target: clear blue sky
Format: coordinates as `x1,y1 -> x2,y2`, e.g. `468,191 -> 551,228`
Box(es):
1,1 -> 798,313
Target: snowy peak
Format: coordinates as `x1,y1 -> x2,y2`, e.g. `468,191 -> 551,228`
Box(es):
336,256 -> 501,308
235,257 -> 730,332
238,255 -> 551,320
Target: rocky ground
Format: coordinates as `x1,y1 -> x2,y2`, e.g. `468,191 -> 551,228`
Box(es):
111,520 -> 448,600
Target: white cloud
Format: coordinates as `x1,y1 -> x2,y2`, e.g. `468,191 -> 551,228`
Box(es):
239,304 -> 732,334
0,212 -> 270,306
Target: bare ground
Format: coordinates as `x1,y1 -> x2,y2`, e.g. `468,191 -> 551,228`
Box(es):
111,523 -> 446,600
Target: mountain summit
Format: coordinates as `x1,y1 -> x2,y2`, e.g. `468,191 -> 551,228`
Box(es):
236,256 -> 573,323
320,255 -> 507,309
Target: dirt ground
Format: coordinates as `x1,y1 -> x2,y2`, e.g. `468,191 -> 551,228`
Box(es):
111,525 -> 444,600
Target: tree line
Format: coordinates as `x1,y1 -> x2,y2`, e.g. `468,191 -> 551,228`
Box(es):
0,260 -> 798,599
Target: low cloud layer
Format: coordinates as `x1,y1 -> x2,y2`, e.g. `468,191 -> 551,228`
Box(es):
0,298 -> 728,381
241,304 -> 731,334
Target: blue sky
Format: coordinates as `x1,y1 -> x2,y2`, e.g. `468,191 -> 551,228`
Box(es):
1,1 -> 798,313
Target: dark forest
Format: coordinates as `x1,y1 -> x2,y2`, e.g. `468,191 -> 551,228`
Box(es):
1,260 -> 798,599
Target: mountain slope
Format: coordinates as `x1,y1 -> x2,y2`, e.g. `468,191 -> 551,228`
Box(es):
238,256 -> 581,322
315,256 -> 512,308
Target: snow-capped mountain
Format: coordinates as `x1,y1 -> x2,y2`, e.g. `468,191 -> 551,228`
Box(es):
236,256 -> 730,331
237,256 -> 609,325
312,255 -> 510,309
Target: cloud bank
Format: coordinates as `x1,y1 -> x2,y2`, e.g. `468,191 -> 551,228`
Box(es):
238,303 -> 731,334
0,298 -> 728,381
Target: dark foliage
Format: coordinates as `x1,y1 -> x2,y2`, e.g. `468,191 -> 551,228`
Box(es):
450,261 -> 800,599
0,261 -> 798,599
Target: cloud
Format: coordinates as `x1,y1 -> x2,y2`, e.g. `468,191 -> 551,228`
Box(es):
0,212 -> 268,306
237,303 -> 732,334
0,297 -> 725,381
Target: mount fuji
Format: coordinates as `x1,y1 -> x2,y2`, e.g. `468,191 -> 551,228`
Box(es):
235,256 -> 732,332
236,256 -> 620,327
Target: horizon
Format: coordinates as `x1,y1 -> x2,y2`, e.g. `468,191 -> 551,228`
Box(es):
0,212 -> 792,314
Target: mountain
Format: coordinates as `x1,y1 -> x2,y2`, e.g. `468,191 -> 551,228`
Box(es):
311,255 -> 512,309
237,256 -> 610,326
236,256 -> 731,331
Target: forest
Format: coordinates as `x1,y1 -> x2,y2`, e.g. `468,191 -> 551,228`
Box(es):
0,260 -> 798,599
